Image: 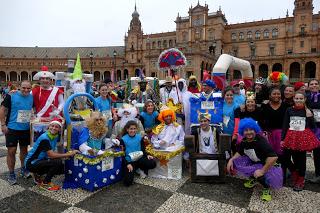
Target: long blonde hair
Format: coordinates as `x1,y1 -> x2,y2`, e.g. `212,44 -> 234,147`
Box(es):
86,111 -> 108,139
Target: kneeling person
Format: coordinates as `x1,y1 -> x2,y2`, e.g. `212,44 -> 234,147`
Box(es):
25,118 -> 79,191
227,118 -> 282,201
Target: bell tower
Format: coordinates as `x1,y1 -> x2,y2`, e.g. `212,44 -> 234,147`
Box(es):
125,3 -> 144,64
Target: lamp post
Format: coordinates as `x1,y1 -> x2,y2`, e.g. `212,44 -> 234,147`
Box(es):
113,50 -> 117,80
89,51 -> 93,74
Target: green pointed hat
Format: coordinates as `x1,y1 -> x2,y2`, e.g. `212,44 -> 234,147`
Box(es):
71,53 -> 83,80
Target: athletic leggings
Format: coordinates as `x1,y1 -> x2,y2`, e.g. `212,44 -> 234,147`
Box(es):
282,149 -> 306,177
26,159 -> 64,183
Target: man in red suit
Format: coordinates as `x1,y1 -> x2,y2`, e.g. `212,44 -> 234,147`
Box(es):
32,66 -> 64,119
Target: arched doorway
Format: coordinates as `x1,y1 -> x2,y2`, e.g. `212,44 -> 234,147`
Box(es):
104,71 -> 111,80
258,64 -> 268,78
10,71 -> 17,81
289,62 -> 301,81
135,69 -> 140,77
31,71 -> 37,80
124,69 -> 129,79
0,71 -> 6,82
272,63 -> 283,72
94,71 -> 100,82
250,64 -> 255,78
233,70 -> 242,80
21,71 -> 29,81
305,61 -> 316,80
117,70 -> 121,81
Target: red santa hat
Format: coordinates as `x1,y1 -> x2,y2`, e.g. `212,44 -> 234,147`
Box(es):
49,117 -> 63,128
33,66 -> 55,80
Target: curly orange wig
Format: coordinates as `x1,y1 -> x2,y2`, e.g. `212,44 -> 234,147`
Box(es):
158,108 -> 176,123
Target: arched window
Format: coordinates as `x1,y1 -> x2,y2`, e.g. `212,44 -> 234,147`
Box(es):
247,31 -> 252,40
231,33 -> 237,41
239,32 -> 244,40
157,41 -> 161,48
152,41 -> 156,49
272,29 -> 278,38
255,31 -> 261,39
263,30 -> 269,38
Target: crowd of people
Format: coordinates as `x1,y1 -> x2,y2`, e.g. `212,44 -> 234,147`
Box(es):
0,66 -> 320,202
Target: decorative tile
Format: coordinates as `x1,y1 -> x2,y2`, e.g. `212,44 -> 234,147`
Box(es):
76,183 -> 172,213
0,190 -> 69,213
155,192 -> 247,213
248,186 -> 320,213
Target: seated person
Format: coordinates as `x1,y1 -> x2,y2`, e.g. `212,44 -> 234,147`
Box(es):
139,100 -> 160,134
78,111 -> 119,156
151,106 -> 185,151
227,118 -> 282,202
120,120 -> 156,186
24,118 -> 79,191
191,112 -> 219,154
112,104 -> 144,139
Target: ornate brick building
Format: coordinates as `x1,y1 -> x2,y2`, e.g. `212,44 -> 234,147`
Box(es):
0,0 -> 319,84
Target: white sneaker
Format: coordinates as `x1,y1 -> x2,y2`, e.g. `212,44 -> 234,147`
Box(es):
136,169 -> 146,179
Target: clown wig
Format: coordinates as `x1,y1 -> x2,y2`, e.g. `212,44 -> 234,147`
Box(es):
238,118 -> 261,136
267,72 -> 288,84
158,108 -> 176,123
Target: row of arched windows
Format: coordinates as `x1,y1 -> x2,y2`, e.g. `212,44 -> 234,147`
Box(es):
232,29 -> 278,41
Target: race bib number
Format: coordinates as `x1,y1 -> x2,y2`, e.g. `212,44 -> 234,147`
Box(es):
102,157 -> 114,172
313,109 -> 320,122
289,116 -> 306,131
102,110 -> 112,121
223,116 -> 230,127
201,101 -> 215,110
16,110 -> 31,123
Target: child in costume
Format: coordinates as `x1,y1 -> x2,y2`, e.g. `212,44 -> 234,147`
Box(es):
227,118 -> 282,202
25,118 -> 79,191
120,120 -> 156,186
112,104 -> 144,139
78,111 -> 119,156
191,112 -> 219,154
281,92 -> 320,191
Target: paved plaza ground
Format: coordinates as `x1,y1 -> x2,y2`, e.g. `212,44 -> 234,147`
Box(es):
0,134 -> 319,213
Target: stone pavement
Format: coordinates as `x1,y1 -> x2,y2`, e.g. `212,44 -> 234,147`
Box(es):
0,135 -> 319,213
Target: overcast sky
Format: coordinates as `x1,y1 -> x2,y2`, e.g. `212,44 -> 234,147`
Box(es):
1,0 -> 319,47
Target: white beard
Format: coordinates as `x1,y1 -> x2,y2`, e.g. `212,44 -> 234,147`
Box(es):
120,115 -> 136,129
72,82 -> 86,94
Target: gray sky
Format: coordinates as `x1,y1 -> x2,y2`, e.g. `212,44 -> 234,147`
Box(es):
1,0 -> 319,47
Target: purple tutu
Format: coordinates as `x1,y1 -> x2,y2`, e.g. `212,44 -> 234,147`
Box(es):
267,129 -> 282,155
313,128 -> 320,140
233,156 -> 283,189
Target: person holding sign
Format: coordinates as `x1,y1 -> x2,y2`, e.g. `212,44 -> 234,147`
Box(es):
281,92 -> 320,191
306,79 -> 320,183
0,81 -> 33,185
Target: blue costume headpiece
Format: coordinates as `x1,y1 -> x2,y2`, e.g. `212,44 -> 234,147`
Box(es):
202,79 -> 216,88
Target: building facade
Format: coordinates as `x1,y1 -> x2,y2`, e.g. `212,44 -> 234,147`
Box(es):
0,0 -> 319,84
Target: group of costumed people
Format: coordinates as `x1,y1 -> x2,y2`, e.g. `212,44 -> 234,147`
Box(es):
1,54 -> 320,202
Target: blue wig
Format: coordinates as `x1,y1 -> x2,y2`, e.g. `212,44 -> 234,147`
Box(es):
203,79 -> 216,88
238,118 -> 261,136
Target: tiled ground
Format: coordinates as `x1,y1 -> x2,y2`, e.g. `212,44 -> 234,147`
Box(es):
0,135 -> 320,213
